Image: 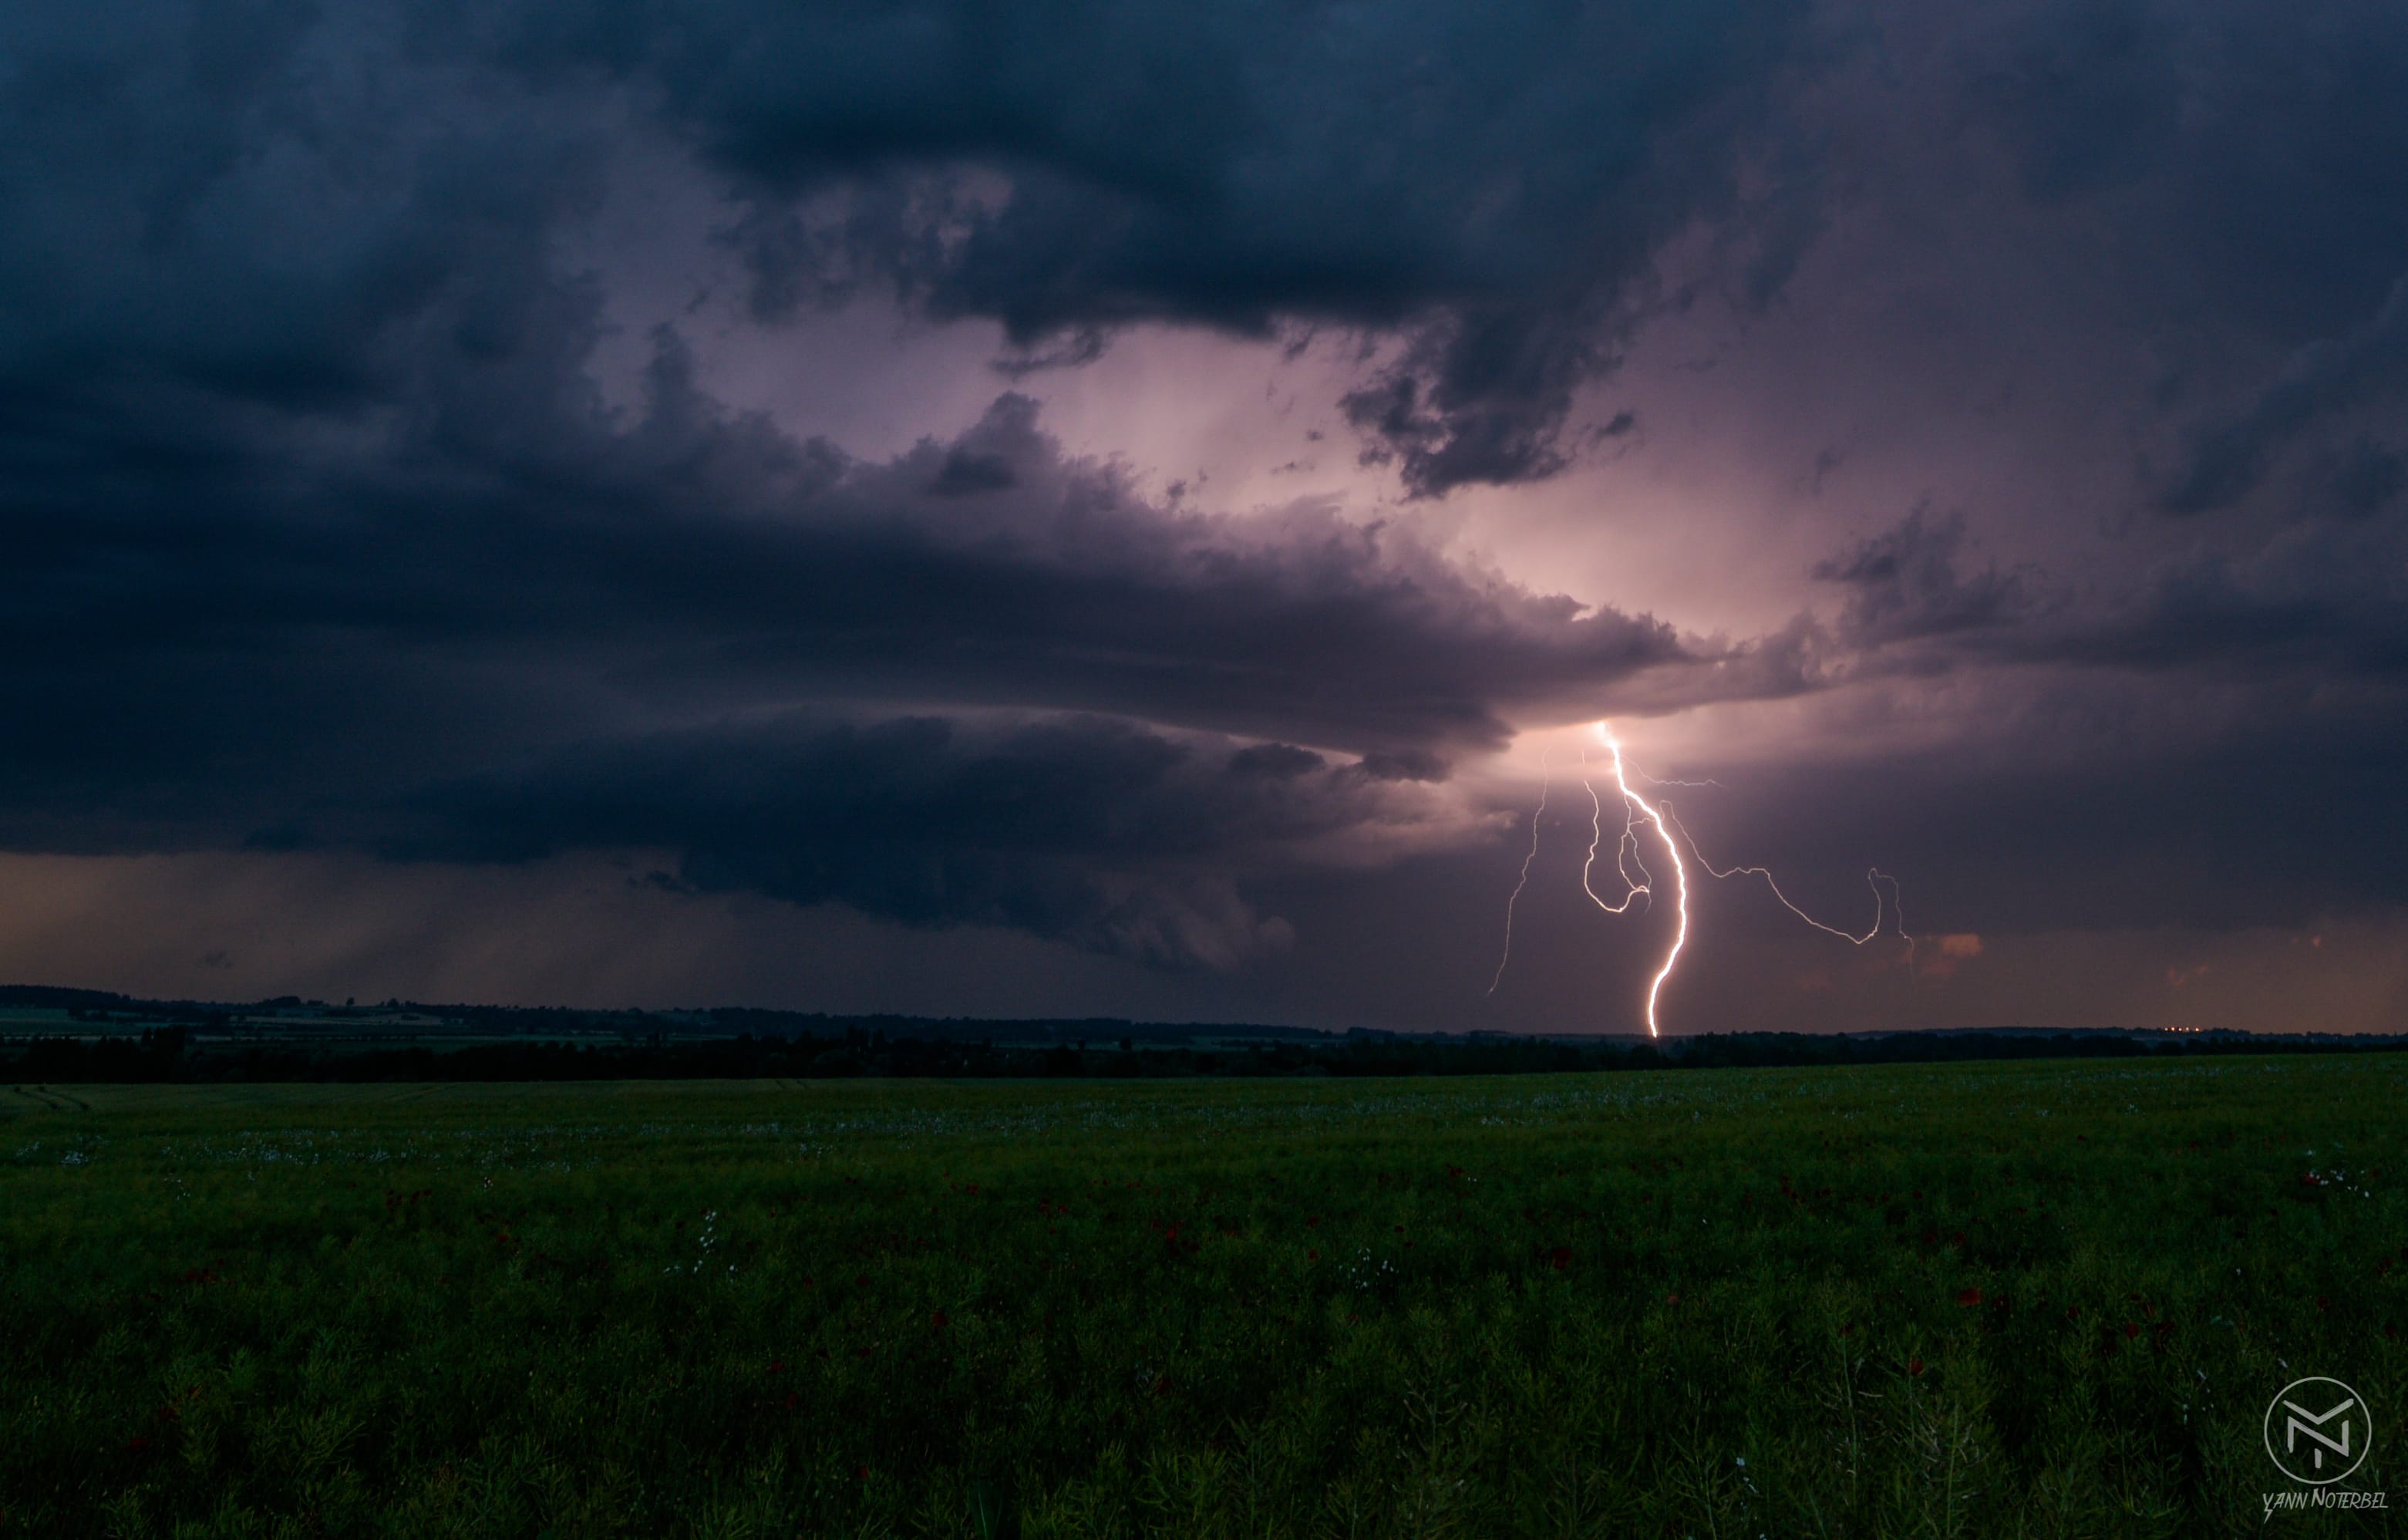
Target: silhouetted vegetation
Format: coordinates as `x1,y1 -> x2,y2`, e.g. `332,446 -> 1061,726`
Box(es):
2,991 -> 2400,1087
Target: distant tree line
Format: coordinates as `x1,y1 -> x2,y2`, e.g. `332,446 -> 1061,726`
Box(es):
3,1024 -> 2402,1084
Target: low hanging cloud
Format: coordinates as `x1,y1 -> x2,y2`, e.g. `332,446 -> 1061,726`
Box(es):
0,292 -> 1803,963
387,713 -> 1470,969
2160,276 -> 2408,515
1813,507 -> 2036,646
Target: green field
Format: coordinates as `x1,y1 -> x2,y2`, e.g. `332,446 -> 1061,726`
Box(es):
4,1058 -> 2403,1537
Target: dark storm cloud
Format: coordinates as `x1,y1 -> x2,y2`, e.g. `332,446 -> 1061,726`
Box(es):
1783,502 -> 2408,941
1335,306 -> 1602,493
0,0 -> 1777,976
0,321 -> 1764,955
1952,0 -> 2408,339
390,713 -> 1446,968
1816,512 -> 2408,682
1661,699 -> 2408,943
2035,531 -> 2408,678
9,0 -> 2408,1012
464,0 -> 2408,508
1813,507 -> 2035,645
2328,445 -> 2406,521
443,0 -> 1814,493
2159,278 -> 2408,515
1930,0 -> 2408,523
0,0 -> 1780,969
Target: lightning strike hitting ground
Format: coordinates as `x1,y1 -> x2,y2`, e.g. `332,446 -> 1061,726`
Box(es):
1490,722 -> 1915,1036
1598,726 -> 1692,1037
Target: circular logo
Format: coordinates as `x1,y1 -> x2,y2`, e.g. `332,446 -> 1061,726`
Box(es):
2264,1377 -> 2372,1486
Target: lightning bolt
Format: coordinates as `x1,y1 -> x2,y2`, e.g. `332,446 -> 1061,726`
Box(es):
1490,722 -> 1915,1036
1578,752 -> 1648,915
1628,767 -> 1724,789
1662,805 -> 1915,970
1487,756 -> 1550,995
1598,726 -> 1691,1038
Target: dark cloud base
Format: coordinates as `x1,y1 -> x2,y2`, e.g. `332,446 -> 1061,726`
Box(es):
3,0 -> 2407,1021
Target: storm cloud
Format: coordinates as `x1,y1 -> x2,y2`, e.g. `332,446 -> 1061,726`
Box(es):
1,330 -> 1756,961
3,0 -> 2406,1027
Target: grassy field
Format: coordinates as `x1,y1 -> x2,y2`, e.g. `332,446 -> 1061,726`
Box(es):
3,1057 -> 2403,1537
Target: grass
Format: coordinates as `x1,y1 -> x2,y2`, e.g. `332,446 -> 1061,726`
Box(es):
2,1057 -> 2403,1537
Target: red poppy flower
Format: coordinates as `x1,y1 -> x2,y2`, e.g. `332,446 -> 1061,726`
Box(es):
784,1392 -> 800,1410
930,1310 -> 948,1329
1955,1287 -> 1982,1306
770,1360 -> 784,1373
1665,1292 -> 1681,1306
1549,1246 -> 1573,1272
855,1464 -> 871,1480
1907,1358 -> 1925,1377
2123,1322 -> 2140,1339
1307,1248 -> 1319,1261
126,1437 -> 150,1452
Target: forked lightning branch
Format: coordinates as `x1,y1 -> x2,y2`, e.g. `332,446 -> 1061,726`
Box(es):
1492,721 -> 1915,1036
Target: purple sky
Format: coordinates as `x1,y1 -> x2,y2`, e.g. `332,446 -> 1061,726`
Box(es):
4,0 -> 2405,1032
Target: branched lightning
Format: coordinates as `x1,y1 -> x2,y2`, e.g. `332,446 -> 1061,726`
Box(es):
1578,752 -> 1648,915
1598,727 -> 1690,1039
1628,767 -> 1724,789
1662,805 -> 1914,969
1490,722 -> 1916,1036
1487,756 -> 1550,995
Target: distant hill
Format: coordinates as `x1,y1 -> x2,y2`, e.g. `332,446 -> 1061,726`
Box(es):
2,982 -> 2400,1082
